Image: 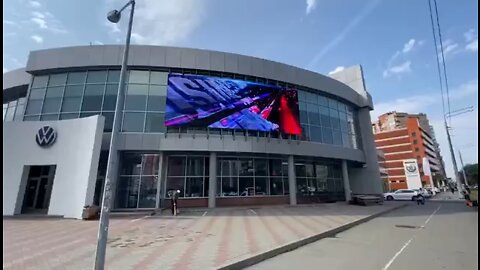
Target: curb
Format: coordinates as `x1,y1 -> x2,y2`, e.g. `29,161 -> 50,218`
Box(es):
216,203 -> 408,270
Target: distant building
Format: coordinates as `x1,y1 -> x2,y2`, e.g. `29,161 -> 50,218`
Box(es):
377,149 -> 390,191
372,112 -> 446,190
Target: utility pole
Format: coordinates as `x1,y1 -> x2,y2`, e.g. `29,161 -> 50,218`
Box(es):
458,150 -> 469,186
444,120 -> 463,197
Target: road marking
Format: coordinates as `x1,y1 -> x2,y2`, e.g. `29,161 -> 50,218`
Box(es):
424,205 -> 441,225
249,209 -> 257,215
382,237 -> 414,270
202,211 -> 208,217
382,205 -> 442,270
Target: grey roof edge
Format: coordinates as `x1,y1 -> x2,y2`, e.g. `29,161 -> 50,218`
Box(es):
3,68 -> 30,90
19,45 -> 370,108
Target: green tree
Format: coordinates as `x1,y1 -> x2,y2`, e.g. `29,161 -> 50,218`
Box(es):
460,163 -> 478,185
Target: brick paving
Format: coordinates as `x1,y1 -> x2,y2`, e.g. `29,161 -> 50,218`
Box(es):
3,203 -> 399,270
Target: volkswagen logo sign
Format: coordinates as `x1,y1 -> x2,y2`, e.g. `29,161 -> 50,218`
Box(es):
35,126 -> 57,147
405,164 -> 417,173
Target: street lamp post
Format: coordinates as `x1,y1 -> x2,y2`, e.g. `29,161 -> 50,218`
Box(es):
94,1 -> 135,270
458,150 -> 469,186
444,107 -> 474,199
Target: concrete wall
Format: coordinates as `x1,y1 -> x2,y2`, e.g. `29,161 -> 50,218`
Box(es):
3,116 -> 104,219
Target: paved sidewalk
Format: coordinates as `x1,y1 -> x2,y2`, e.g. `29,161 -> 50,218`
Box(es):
3,203 -> 402,270
430,191 -> 465,201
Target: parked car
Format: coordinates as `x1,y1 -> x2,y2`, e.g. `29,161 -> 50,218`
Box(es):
414,189 -> 431,198
384,189 -> 420,201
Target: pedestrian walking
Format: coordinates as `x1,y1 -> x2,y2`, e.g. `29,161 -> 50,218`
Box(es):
450,186 -> 455,194
416,194 -> 425,205
170,189 -> 180,216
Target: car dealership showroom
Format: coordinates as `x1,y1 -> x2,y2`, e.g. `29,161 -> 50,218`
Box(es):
3,45 -> 383,219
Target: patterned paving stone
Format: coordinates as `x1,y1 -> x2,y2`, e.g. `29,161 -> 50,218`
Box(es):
3,203 -> 397,270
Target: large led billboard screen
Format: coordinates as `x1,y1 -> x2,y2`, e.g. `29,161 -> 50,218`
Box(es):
165,74 -> 301,135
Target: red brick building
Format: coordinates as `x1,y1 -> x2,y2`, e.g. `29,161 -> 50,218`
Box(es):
372,112 -> 445,190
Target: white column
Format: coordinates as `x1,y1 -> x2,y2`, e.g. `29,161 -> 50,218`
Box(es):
288,155 -> 297,205
208,152 -> 217,208
342,160 -> 352,202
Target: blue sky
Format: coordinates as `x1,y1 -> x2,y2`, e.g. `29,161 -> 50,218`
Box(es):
3,0 -> 478,178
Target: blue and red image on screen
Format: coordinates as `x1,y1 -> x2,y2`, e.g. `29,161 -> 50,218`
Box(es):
165,73 -> 302,135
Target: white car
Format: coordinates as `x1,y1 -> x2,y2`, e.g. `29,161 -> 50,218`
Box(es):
384,189 -> 420,201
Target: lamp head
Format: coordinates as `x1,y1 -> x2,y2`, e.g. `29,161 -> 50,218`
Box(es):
107,9 -> 121,23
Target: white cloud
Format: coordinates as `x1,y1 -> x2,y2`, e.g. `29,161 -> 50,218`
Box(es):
105,21 -> 120,34
444,43 -> 459,55
3,20 -> 16,25
464,29 -> 478,52
28,9 -> 67,34
31,35 -> 43,43
464,29 -> 476,42
31,17 -> 47,29
93,40 -> 104,45
328,66 -> 345,75
466,39 -> 478,52
32,11 -> 45,19
106,0 -> 208,45
306,0 -> 317,15
307,0 -> 382,69
28,1 -> 41,8
131,33 -> 145,44
372,80 -> 478,119
383,61 -> 411,78
402,39 -> 416,53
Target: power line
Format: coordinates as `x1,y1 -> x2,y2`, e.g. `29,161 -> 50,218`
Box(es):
432,0 -> 452,125
427,0 -> 447,118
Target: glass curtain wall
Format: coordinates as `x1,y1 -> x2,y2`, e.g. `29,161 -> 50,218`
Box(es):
298,90 -> 359,149
216,156 -> 289,197
3,97 -> 26,122
295,160 -> 344,199
165,155 -> 209,198
23,70 -> 121,130
116,153 -> 160,208
23,69 -> 360,149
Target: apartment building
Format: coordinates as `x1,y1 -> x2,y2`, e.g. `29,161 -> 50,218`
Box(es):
372,112 -> 446,190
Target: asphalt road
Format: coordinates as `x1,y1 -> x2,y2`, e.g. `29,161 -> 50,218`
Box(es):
246,202 -> 478,270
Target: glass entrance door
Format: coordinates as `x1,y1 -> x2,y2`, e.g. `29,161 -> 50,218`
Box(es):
21,165 -> 56,214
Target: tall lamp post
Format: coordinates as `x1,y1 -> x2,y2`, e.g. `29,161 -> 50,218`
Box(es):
444,106 -> 474,199
94,1 -> 135,269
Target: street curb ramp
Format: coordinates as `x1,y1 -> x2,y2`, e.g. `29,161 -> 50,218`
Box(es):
216,203 -> 407,270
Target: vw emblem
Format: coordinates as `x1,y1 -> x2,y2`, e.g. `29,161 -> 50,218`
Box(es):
405,164 -> 417,173
35,126 -> 57,147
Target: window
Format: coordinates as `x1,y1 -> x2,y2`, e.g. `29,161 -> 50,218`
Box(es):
145,113 -> 165,133
413,140 -> 418,144
415,148 -> 420,152
147,85 -> 167,111
86,71 -> 107,84
107,70 -> 121,83
412,132 -> 416,137
31,76 -> 48,88
122,112 -> 145,132
67,72 -> 87,84
125,84 -> 148,111
42,87 -> 64,113
103,84 -> 118,111
116,153 -> 162,208
62,85 -> 83,112
150,71 -> 168,85
48,73 -> 67,86
129,70 -> 150,84
82,84 -> 104,111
